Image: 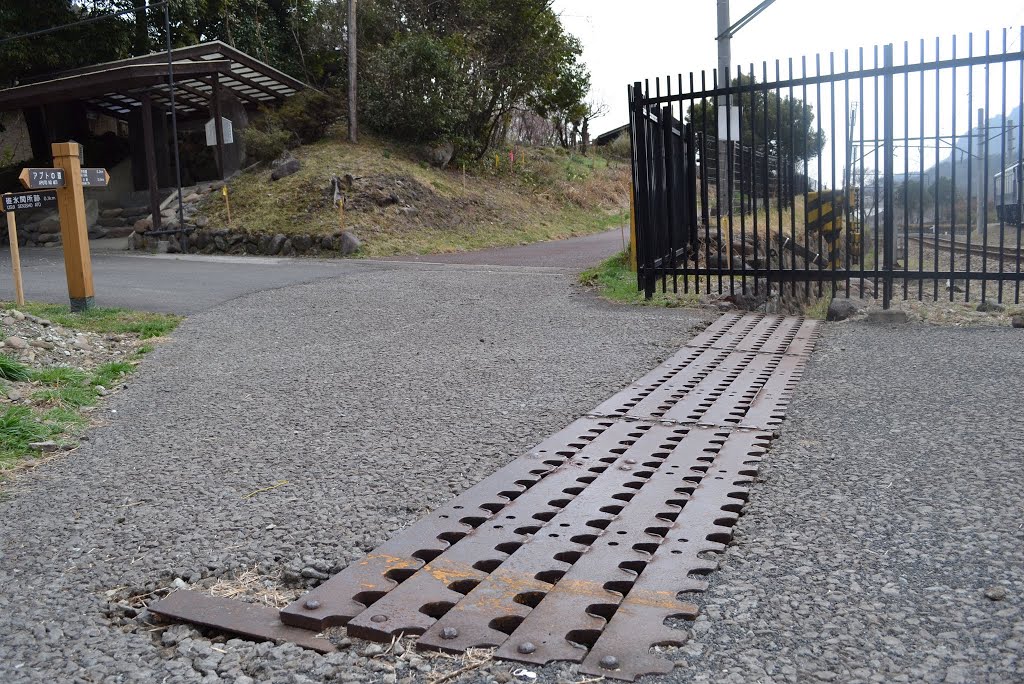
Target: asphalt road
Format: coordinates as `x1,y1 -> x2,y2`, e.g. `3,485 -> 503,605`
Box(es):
0,229 -> 624,314
0,257 -> 709,684
0,245 -> 356,314
382,227 -> 626,268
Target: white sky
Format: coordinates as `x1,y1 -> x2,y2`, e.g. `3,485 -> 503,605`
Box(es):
554,0 -> 1024,183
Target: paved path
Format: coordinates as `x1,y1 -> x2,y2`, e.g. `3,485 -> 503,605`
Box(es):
0,228 -> 624,314
0,262 -> 711,684
383,227 -> 626,268
0,251 -> 1020,683
0,245 -> 357,314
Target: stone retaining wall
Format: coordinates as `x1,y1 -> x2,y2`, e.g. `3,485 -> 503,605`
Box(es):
130,229 -> 361,256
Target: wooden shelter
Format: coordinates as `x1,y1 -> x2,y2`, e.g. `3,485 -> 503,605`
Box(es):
0,42 -> 306,233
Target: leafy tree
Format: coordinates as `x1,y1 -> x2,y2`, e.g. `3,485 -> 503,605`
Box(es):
358,0 -> 589,159
895,178 -> 928,216
687,74 -> 826,189
929,176 -> 955,220
528,39 -> 589,149
0,1 -> 134,87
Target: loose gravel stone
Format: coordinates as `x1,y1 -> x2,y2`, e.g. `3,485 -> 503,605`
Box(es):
671,321 -> 1023,684
2,270 -> 1017,684
0,263 -> 709,684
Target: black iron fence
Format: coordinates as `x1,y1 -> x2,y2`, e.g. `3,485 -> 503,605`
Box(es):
629,28 -> 1024,307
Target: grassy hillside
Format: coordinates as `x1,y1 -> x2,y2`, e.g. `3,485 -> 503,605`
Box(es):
200,132 -> 630,258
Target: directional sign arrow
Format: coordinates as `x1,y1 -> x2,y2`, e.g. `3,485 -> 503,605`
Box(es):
80,168 -> 110,187
19,168 -> 66,190
3,190 -> 59,213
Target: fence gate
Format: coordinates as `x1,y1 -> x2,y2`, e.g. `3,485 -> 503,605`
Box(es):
629,28 -> 1024,308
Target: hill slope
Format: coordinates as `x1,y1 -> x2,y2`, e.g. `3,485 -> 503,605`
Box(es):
198,133 -> 630,258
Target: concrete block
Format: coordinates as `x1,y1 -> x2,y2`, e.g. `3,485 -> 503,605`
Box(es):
866,309 -> 909,325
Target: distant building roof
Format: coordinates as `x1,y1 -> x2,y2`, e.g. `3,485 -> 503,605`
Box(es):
594,123 -> 629,146
0,41 -> 307,119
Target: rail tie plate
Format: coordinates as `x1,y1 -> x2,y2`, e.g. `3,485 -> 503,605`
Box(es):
150,313 -> 819,681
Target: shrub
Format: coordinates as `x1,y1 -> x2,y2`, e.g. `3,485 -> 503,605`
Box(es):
243,127 -> 291,164
273,89 -> 344,144
604,133 -> 632,160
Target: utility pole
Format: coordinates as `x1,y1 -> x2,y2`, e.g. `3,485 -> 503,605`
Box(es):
715,1 -> 779,203
717,0 -> 731,200
347,0 -> 357,144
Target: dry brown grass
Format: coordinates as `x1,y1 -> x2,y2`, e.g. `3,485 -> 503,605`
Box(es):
207,566 -> 298,608
201,131 -> 629,257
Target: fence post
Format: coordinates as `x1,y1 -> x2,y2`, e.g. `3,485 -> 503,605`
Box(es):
632,82 -> 655,299
662,106 -> 677,294
882,44 -> 895,309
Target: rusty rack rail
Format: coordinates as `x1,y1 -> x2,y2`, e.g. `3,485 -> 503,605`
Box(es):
151,312 -> 820,682
906,234 -> 1024,263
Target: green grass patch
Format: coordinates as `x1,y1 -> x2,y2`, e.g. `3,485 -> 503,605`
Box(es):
0,406 -> 58,463
0,361 -> 125,470
91,361 -> 134,388
4,302 -> 181,339
579,252 -> 701,307
804,296 -> 832,320
0,302 -> 174,472
0,353 -> 31,381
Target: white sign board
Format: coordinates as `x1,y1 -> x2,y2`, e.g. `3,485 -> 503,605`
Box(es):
205,117 -> 234,146
717,105 -> 741,144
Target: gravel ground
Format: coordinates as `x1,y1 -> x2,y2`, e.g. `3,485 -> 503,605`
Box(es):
674,321 -> 1023,684
2,265 -> 1020,684
0,262 -> 712,684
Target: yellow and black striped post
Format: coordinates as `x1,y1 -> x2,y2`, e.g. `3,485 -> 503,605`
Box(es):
806,190 -> 846,269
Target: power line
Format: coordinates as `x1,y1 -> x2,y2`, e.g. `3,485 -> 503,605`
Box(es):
0,1 -> 167,47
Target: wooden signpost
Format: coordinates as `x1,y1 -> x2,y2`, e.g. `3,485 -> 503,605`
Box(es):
4,143 -> 109,312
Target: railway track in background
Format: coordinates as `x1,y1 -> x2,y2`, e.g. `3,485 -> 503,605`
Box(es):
906,235 -> 1024,263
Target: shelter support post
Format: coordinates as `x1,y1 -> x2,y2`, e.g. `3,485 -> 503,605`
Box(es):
212,76 -> 226,180
141,93 -> 161,233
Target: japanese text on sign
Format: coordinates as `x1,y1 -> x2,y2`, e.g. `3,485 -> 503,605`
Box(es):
29,169 -> 64,188
3,191 -> 58,213
80,168 -> 108,187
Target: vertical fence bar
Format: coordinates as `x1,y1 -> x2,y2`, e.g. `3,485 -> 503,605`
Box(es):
632,81 -> 654,299
902,42 -> 909,299
762,61 -> 771,302
726,67 -> 736,297
791,58 -> 799,300
883,43 -> 895,309
829,51 -> 837,296
843,50 -> 852,298
661,103 -> 677,297
1017,28 -> 1023,305
700,71 -> 712,295
739,65 -> 750,295
859,47 -> 866,298
628,83 -> 639,290
966,35 -> 975,302
776,60 -> 785,299
918,39 -> 925,301
654,77 -> 666,295
873,46 -> 881,300
714,69 -> 724,295
982,32 -> 991,303
998,28 -> 1007,303
950,35 -> 958,302
933,37 -> 941,300
802,55 -> 811,301
685,116 -> 698,296
815,53 -> 824,300
749,64 -> 758,297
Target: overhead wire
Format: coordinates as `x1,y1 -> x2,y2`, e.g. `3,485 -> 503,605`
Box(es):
0,1 -> 168,47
